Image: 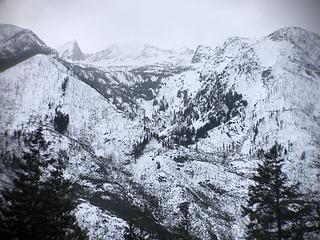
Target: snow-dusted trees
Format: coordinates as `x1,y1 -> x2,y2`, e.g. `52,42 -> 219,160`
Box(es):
61,76 -> 69,96
54,108 -> 69,134
0,128 -> 87,240
175,202 -> 195,240
131,135 -> 151,160
242,143 -> 319,239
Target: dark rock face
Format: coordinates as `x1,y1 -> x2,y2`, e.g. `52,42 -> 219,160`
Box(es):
57,40 -> 85,61
0,24 -> 55,72
191,45 -> 214,64
70,41 -> 85,61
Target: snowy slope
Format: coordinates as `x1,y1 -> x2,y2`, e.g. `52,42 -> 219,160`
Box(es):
0,24 -> 319,239
0,54 -> 144,159
122,26 -> 320,238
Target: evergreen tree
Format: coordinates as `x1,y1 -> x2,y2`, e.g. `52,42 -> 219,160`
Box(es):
0,128 -> 87,240
0,151 -> 45,239
175,202 -> 194,240
0,127 -> 46,238
54,109 -> 69,134
242,143 -> 313,240
38,156 -> 88,240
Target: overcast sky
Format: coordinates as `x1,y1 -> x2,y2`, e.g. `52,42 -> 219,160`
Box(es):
0,0 -> 319,53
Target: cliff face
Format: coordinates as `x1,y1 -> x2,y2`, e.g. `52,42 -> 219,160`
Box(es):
57,40 -> 85,61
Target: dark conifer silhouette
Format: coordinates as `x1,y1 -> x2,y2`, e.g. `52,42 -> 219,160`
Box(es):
54,109 -> 69,134
242,143 -> 318,239
0,151 -> 43,239
175,202 -> 195,240
0,128 -> 87,240
38,156 -> 88,240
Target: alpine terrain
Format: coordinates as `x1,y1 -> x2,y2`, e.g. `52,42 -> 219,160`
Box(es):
0,23 -> 319,239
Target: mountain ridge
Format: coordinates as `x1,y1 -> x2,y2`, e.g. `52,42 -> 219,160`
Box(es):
0,23 -> 56,71
0,24 -> 319,239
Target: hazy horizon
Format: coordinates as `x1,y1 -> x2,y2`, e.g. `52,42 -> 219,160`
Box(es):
0,0 -> 319,53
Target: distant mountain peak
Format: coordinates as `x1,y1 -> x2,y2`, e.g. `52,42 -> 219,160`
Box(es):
191,45 -> 214,64
84,42 -> 194,66
57,39 -> 85,61
268,26 -> 320,43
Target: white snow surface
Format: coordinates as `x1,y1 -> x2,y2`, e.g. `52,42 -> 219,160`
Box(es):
82,42 -> 194,67
0,26 -> 320,239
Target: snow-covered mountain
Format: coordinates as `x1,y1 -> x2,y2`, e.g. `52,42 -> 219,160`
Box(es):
57,39 -> 85,61
0,24 -> 56,71
0,24 -> 319,239
87,42 -> 194,67
57,40 -> 194,68
191,45 -> 215,64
